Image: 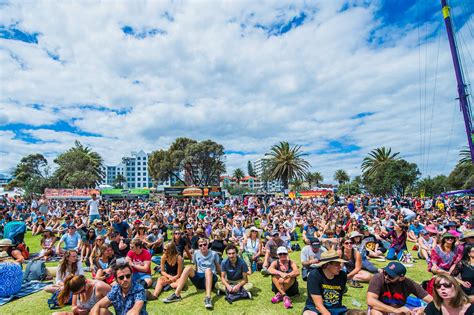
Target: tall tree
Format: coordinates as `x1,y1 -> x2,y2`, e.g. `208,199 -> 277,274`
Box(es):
305,172 -> 314,188
233,168 -> 245,185
457,146 -> 472,167
265,141 -> 310,190
289,179 -> 304,192
313,172 -> 324,187
247,161 -> 256,177
334,169 -> 350,185
446,163 -> 474,190
148,138 -> 226,187
361,147 -> 400,177
53,140 -> 104,188
7,153 -> 50,196
113,174 -> 127,189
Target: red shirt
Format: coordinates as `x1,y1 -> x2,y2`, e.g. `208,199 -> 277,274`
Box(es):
127,249 -> 152,274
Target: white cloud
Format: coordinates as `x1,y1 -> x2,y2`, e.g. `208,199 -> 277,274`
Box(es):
0,0 -> 472,183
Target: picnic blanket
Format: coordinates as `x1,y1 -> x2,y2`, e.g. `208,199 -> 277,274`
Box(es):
0,280 -> 52,306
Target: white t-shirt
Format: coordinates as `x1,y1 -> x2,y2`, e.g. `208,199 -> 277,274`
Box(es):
87,199 -> 100,216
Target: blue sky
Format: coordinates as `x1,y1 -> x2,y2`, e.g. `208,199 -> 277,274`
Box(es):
0,0 -> 472,182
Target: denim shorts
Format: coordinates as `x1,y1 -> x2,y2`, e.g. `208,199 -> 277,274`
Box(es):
132,272 -> 152,282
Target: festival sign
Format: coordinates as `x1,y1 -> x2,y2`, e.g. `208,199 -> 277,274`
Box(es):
164,186 -> 222,197
45,188 -> 100,200
100,189 -> 150,200
288,190 -> 332,199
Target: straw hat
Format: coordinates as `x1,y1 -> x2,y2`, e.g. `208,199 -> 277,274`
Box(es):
0,251 -> 9,259
315,250 -> 347,267
0,239 -> 12,247
348,231 -> 363,239
461,230 -> 474,240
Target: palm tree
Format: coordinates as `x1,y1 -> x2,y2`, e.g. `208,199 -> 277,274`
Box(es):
334,169 -> 350,186
305,172 -> 314,188
458,146 -> 472,166
232,168 -> 245,185
289,179 -> 304,192
265,141 -> 310,190
312,172 -> 324,187
361,147 -> 400,177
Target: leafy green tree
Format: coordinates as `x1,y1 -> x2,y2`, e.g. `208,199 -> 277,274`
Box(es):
364,159 -> 420,196
247,161 -> 256,177
232,168 -> 245,185
53,140 -> 104,188
413,175 -> 447,197
334,169 -> 350,185
148,137 -> 226,187
446,163 -> 474,190
361,147 -> 400,177
113,174 -> 127,188
265,141 -> 310,190
7,153 -> 50,196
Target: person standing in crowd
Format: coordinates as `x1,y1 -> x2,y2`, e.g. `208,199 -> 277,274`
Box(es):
366,262 -> 432,315
87,193 -> 100,225
302,250 -> 348,315
424,275 -> 473,315
91,262 -> 148,315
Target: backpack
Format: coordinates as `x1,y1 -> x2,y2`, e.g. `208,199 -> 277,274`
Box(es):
23,260 -> 47,282
291,243 -> 301,251
225,286 -> 251,304
398,251 -> 414,264
16,243 -> 29,259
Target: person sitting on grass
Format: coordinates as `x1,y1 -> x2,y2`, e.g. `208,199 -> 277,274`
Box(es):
0,238 -> 25,264
302,250 -> 348,315
52,274 -> 111,315
56,225 -> 83,256
268,246 -> 300,309
385,221 -> 407,260
93,244 -> 116,285
417,228 -> 437,263
126,239 -> 153,289
91,262 -> 148,315
163,238 -> 221,309
241,226 -> 262,274
301,238 -> 326,281
366,262 -> 432,315
424,274 -> 473,315
38,227 -> 57,261
45,249 -> 84,294
151,241 -> 183,299
262,230 -> 286,275
216,244 -> 253,303
407,219 -> 424,243
338,236 -> 373,288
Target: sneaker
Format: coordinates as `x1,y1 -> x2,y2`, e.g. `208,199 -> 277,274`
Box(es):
271,292 -> 283,303
261,268 -> 270,276
283,295 -> 293,309
163,293 -> 182,303
247,291 -> 253,300
204,296 -> 213,309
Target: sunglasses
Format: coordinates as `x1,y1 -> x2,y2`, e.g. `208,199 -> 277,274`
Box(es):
278,253 -> 288,256
445,237 -> 455,241
198,243 -> 208,247
435,282 -> 453,289
383,271 -> 395,280
344,242 -> 352,245
118,273 -> 132,281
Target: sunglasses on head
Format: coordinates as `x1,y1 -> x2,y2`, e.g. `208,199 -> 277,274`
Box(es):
118,273 -> 132,281
435,282 -> 453,289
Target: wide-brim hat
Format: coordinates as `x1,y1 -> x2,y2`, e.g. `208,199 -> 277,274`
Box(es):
0,251 -> 9,259
246,227 -> 262,238
442,232 -> 458,239
349,231 -> 363,239
0,239 -> 12,247
424,224 -> 438,234
315,250 -> 347,267
461,230 -> 474,240
93,219 -> 103,226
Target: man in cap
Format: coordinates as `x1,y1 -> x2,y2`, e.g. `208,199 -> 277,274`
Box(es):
367,262 -> 432,315
301,238 -> 326,281
303,250 -> 348,315
303,218 -> 318,245
262,230 -> 286,275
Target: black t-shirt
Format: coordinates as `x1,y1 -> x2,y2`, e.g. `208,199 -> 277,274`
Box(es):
110,240 -> 129,258
424,301 -> 474,315
305,268 -> 347,310
174,237 -> 188,256
457,261 -> 474,296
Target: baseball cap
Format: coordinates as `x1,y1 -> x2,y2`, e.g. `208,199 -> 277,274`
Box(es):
276,246 -> 288,255
185,224 -> 193,229
311,239 -> 321,248
383,262 -> 406,278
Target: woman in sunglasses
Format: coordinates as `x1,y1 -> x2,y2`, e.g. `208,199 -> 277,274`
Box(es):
151,241 -> 183,299
424,275 -> 473,315
429,233 -> 462,276
53,274 -> 110,315
338,236 -> 372,288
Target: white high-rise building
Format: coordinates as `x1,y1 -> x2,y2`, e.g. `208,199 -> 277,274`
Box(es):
253,158 -> 283,192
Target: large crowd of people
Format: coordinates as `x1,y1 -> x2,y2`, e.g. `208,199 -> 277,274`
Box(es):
0,192 -> 472,314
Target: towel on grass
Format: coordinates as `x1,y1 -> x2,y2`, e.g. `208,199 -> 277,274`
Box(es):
0,280 -> 52,306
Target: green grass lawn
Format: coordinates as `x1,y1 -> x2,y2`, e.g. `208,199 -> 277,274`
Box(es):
0,233 -> 432,315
